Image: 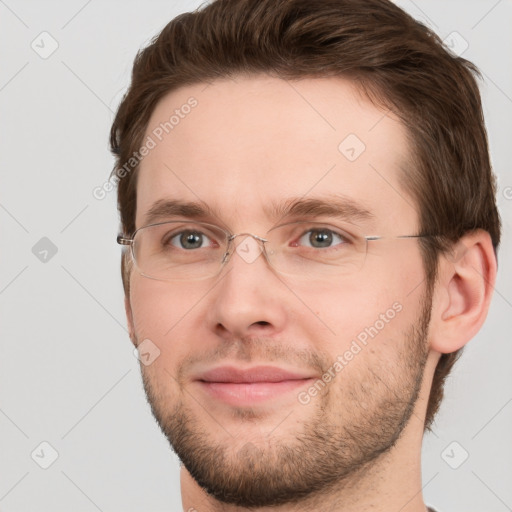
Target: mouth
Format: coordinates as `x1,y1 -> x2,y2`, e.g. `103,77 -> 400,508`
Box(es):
194,365 -> 316,406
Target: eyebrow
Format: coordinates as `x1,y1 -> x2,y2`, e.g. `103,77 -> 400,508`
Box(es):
266,195 -> 374,226
143,199 -> 219,227
142,195 -> 374,229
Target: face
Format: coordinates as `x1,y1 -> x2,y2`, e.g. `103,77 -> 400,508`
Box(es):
126,75 -> 432,507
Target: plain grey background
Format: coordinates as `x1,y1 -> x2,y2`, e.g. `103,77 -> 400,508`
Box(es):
0,0 -> 511,510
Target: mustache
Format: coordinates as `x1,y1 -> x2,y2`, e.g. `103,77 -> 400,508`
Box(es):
175,336 -> 330,381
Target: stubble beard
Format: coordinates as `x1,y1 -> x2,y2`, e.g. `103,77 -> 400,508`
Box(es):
138,293 -> 432,508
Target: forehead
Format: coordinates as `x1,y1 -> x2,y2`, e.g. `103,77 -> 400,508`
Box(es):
135,75 -> 417,232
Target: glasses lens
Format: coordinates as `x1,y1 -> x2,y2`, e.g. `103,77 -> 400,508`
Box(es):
265,221 -> 367,277
132,221 -> 228,281
130,220 -> 367,281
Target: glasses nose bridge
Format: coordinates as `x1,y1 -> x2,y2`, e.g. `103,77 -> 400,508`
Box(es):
223,231 -> 270,265
228,232 -> 268,244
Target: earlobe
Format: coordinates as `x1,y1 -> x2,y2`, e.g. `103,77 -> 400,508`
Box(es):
428,230 -> 497,355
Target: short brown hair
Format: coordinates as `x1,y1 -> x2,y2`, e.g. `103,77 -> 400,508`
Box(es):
110,0 -> 501,432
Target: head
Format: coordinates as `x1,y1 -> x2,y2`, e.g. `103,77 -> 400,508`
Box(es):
110,0 -> 500,507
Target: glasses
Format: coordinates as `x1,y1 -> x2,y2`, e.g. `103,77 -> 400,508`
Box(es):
117,219 -> 433,282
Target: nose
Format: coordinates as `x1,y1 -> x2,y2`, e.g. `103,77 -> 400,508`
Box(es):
206,233 -> 288,340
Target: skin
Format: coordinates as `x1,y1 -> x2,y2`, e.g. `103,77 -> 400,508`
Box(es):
124,75 -> 497,511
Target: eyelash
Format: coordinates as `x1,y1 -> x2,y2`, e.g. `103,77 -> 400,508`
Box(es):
164,225 -> 353,251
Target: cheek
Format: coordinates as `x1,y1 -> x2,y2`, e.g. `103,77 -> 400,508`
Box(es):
292,257 -> 424,357
128,276 -> 200,342
129,278 -> 203,381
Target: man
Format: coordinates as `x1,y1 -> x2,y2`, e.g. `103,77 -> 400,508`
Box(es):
110,0 -> 501,510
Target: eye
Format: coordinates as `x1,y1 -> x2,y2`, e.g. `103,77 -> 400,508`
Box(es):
296,227 -> 349,249
167,230 -> 216,250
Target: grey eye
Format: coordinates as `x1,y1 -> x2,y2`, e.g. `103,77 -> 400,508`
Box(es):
170,230 -> 210,250
298,229 -> 346,248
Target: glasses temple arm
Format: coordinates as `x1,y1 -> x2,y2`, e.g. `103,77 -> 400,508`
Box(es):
117,235 -> 133,246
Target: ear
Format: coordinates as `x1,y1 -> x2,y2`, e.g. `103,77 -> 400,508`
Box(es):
125,295 -> 137,347
428,230 -> 497,354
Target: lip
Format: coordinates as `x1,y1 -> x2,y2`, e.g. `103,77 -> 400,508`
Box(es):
197,365 -> 314,383
194,365 -> 315,406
